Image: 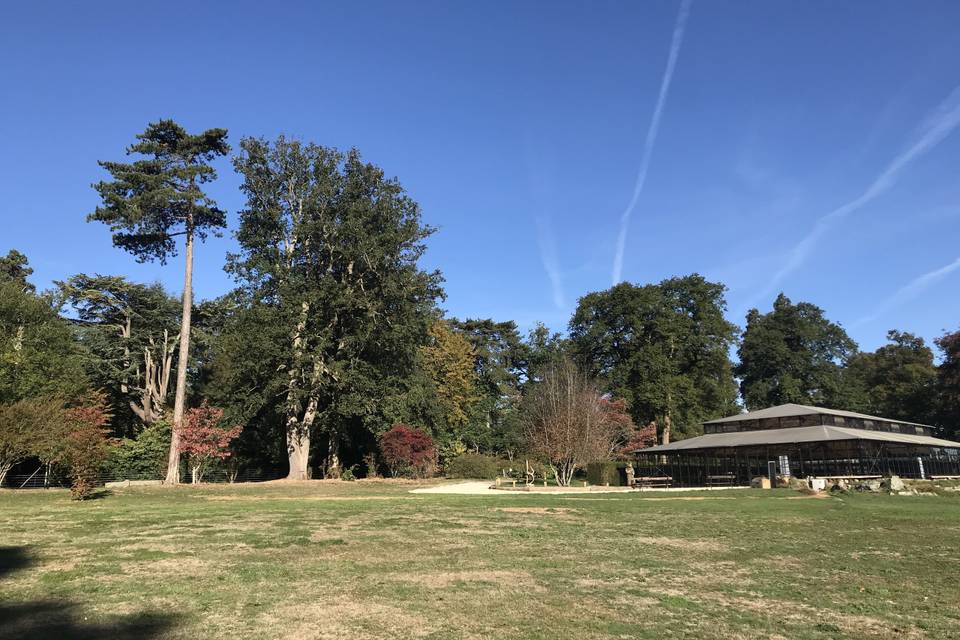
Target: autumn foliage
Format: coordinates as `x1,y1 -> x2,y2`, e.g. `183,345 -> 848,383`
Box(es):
62,393 -> 113,500
379,424 -> 436,478
178,402 -> 242,483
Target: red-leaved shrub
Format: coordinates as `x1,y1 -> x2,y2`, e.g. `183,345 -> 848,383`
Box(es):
379,424 -> 436,478
178,402 -> 243,484
62,393 -> 112,500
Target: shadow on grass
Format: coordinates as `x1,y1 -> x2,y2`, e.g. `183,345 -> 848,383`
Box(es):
83,488 -> 113,501
0,546 -> 180,640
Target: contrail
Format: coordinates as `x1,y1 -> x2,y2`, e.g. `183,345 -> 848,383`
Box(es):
853,256 -> 960,327
757,86 -> 960,302
534,214 -> 566,309
524,137 -> 566,309
612,0 -> 693,285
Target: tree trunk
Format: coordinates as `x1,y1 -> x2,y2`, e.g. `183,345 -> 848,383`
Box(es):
165,225 -> 194,485
661,413 -> 672,446
287,425 -> 311,480
327,434 -> 341,479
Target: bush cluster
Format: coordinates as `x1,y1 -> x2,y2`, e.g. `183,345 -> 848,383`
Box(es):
585,461 -> 631,486
444,453 -> 503,479
104,420 -> 171,480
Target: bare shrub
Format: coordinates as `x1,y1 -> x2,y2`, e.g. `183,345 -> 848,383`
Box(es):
522,358 -> 620,486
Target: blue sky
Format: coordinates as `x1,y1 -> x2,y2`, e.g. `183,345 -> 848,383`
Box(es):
2,0 -> 958,352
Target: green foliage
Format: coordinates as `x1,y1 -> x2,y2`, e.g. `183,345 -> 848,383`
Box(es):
736,293 -> 857,410
0,397 -> 66,485
570,274 -> 738,440
1,273 -> 88,405
229,136 -> 443,475
57,274 -> 181,435
936,328 -> 960,438
444,453 -> 503,479
105,420 -> 171,480
843,331 -> 938,424
585,461 -> 630,486
0,249 -> 35,293
88,120 -> 230,263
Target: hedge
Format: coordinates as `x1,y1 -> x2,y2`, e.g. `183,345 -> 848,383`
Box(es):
585,461 -> 631,486
444,453 -> 503,479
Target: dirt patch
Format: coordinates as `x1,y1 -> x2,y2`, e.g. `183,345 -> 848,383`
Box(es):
122,556 -> 209,578
262,597 -> 434,639
634,536 -> 727,552
391,569 -> 538,589
496,507 -> 577,515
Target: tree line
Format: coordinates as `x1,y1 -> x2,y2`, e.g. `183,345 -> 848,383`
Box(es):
2,120 -> 958,491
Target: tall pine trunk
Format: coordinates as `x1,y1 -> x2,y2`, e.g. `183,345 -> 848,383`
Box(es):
165,225 -> 194,484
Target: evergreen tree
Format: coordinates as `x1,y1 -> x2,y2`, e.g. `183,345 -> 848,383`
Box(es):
57,275 -> 181,435
843,330 -> 938,424
935,328 -> 960,439
570,275 -> 738,443
89,120 -> 229,483
736,293 -> 857,410
230,137 -> 442,479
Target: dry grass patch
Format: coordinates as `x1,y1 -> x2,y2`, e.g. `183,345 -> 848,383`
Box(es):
496,507 -> 577,515
261,597 -> 435,639
390,569 -> 537,589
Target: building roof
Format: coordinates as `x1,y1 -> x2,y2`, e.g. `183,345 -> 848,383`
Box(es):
703,403 -> 932,428
642,424 -> 960,453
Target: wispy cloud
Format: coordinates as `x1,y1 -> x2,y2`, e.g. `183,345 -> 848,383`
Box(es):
534,214 -> 565,308
756,86 -> 960,303
853,256 -> 960,327
524,137 -> 566,309
612,0 -> 693,285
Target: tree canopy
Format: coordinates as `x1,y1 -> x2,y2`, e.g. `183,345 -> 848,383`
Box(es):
736,293 -> 857,410
570,274 -> 739,442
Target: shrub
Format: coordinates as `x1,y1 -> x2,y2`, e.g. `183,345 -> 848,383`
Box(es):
105,420 -> 171,480
379,424 -> 436,478
586,461 -> 631,487
178,402 -> 243,484
363,453 -> 379,479
61,394 -> 112,500
0,397 -> 65,486
445,453 -> 502,479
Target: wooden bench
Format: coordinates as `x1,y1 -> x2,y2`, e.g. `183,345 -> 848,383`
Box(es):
634,476 -> 672,488
706,474 -> 736,487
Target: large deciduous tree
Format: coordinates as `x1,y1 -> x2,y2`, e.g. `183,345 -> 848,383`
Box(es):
1,253 -> 87,406
419,320 -> 479,438
936,328 -> 960,439
88,120 -> 229,484
570,275 -> 738,444
736,293 -> 857,410
230,137 -> 441,480
843,330 -> 938,424
522,358 -> 620,486
58,275 -> 180,433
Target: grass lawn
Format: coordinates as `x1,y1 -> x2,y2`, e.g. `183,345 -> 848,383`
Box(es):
1,481 -> 959,639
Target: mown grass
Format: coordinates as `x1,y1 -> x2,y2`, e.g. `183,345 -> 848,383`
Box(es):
1,481 -> 959,639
